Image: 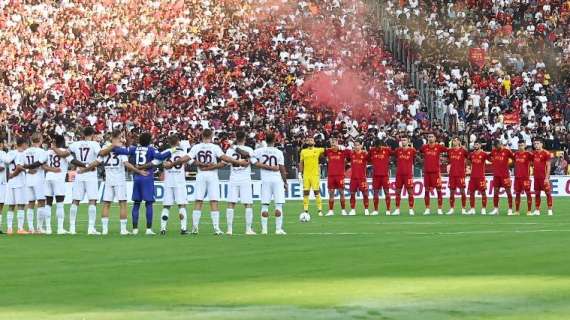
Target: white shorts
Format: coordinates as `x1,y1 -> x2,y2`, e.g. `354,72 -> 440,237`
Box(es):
0,184 -> 5,204
163,186 -> 188,206
261,179 -> 285,204
5,186 -> 27,206
45,180 -> 66,197
26,183 -> 46,202
72,179 -> 99,201
228,180 -> 253,204
102,183 -> 127,202
194,172 -> 220,201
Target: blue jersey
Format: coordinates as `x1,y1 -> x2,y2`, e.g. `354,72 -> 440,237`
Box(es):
113,145 -> 171,202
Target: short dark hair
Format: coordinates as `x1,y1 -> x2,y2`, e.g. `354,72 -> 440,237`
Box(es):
202,129 -> 213,139
31,133 -> 42,144
83,126 -> 95,137
53,135 -> 66,148
111,130 -> 122,139
16,136 -> 27,147
139,132 -> 152,146
236,131 -> 246,142
167,134 -> 179,146
266,132 -> 276,144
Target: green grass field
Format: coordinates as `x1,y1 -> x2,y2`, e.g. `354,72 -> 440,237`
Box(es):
1,198 -> 569,320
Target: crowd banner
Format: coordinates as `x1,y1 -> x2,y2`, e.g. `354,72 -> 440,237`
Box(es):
63,176 -> 570,204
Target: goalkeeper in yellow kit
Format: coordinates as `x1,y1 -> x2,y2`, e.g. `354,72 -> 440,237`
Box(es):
299,137 -> 325,217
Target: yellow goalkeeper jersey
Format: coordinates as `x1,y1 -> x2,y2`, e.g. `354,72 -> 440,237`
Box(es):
300,147 -> 325,177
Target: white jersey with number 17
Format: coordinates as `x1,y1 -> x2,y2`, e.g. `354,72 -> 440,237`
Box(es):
254,147 -> 284,181
69,140 -> 101,181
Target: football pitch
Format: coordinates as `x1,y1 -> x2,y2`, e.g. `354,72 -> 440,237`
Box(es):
1,198 -> 569,320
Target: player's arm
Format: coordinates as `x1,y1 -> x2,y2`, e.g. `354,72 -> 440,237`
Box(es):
235,148 -> 251,159
42,163 -> 61,173
254,162 -> 280,171
51,147 -> 71,157
280,164 -> 288,192
124,161 -> 148,176
219,154 -> 248,167
298,150 -> 304,180
546,157 -> 552,181
98,144 -> 114,157
9,164 -> 25,179
111,146 -> 134,156
78,158 -> 102,174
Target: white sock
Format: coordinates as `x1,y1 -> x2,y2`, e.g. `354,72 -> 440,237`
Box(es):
161,208 -> 169,231
192,210 -> 201,229
6,211 -> 13,230
101,217 -> 109,234
226,208 -> 234,231
179,208 -> 187,231
211,211 -> 220,230
36,207 -> 43,230
56,203 -> 65,231
0,214 -> 2,230
261,215 -> 268,233
43,207 -> 52,232
88,205 -> 97,230
17,210 -> 25,231
27,208 -> 35,231
245,208 -> 253,231
69,204 -> 78,232
120,219 -> 128,233
276,214 -> 283,231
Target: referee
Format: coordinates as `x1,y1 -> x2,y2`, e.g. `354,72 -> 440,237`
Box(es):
299,137 -> 325,216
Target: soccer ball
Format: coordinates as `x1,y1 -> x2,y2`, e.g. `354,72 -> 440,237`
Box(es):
299,212 -> 311,223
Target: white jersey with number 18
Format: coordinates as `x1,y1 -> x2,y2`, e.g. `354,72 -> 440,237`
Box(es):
45,149 -> 73,181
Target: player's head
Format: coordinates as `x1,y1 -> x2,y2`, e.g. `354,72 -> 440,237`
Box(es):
110,130 -> 123,144
16,136 -> 28,149
265,132 -> 276,146
534,138 -> 544,150
493,140 -> 503,149
427,133 -> 436,144
354,140 -> 362,151
374,138 -> 384,147
305,137 -> 315,147
167,134 -> 180,147
52,134 -> 66,148
518,140 -> 526,151
400,136 -> 409,147
31,133 -> 42,145
452,136 -> 461,147
474,141 -> 481,150
139,132 -> 152,147
83,126 -> 95,140
235,131 -> 246,144
202,128 -> 213,142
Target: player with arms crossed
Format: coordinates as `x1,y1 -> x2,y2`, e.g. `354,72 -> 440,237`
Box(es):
512,141 -> 533,216
324,138 -> 349,216
468,141 -> 489,215
347,140 -> 369,216
158,135 -> 192,235
225,131 -> 257,235
3,137 -> 29,234
532,139 -> 553,216
489,140 -> 514,215
82,131 -> 147,235
188,129 -> 248,235
112,132 -> 173,235
393,136 -> 416,216
44,135 -> 75,234
22,133 -> 48,233
447,137 -> 469,215
368,139 -> 393,216
299,137 -> 325,217
419,133 -> 447,215
253,132 -> 288,235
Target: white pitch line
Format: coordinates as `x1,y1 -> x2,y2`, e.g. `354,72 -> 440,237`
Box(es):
293,229 -> 570,236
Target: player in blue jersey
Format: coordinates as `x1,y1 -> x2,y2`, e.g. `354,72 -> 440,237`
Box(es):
102,132 -> 173,235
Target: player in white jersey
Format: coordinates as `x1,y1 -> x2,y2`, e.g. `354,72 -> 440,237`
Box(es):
253,132 -> 288,235
44,135 -> 74,235
52,127 -> 99,235
81,131 -> 147,235
22,133 -> 48,234
224,131 -> 259,235
159,135 -> 191,235
0,138 -> 7,234
3,137 -> 29,234
188,129 -> 248,235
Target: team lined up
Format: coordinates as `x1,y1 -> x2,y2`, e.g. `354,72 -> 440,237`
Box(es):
0,128 -> 288,236
299,134 -> 553,217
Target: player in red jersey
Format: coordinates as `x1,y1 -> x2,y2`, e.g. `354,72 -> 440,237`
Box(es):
347,141 -> 369,216
489,140 -> 514,215
532,139 -> 553,216
468,142 -> 489,215
419,133 -> 447,215
512,141 -> 533,215
447,137 -> 469,215
325,138 -> 349,216
368,139 -> 393,216
393,136 -> 416,216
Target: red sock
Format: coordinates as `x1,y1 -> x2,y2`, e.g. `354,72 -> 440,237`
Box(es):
363,193 -> 369,209
329,197 -> 334,210
450,191 -> 455,209
547,192 -> 553,208
340,197 -> 346,209
424,191 -> 430,207
515,193 -> 521,211
526,191 -> 532,211
437,189 -> 443,209
385,189 -> 391,211
396,192 -> 401,208
350,194 -> 356,209
408,190 -> 414,208
482,193 -> 488,208
373,192 -> 379,211
469,191 -> 475,208
506,191 -> 513,209
493,192 -> 499,208
460,190 -> 466,208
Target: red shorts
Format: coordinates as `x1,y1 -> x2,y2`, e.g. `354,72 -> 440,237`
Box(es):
448,176 -> 466,189
327,176 -> 345,190
349,179 -> 368,193
533,177 -> 551,193
395,174 -> 413,189
372,175 -> 389,190
514,177 -> 531,193
423,173 -> 442,189
468,177 -> 487,192
492,176 -> 511,189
